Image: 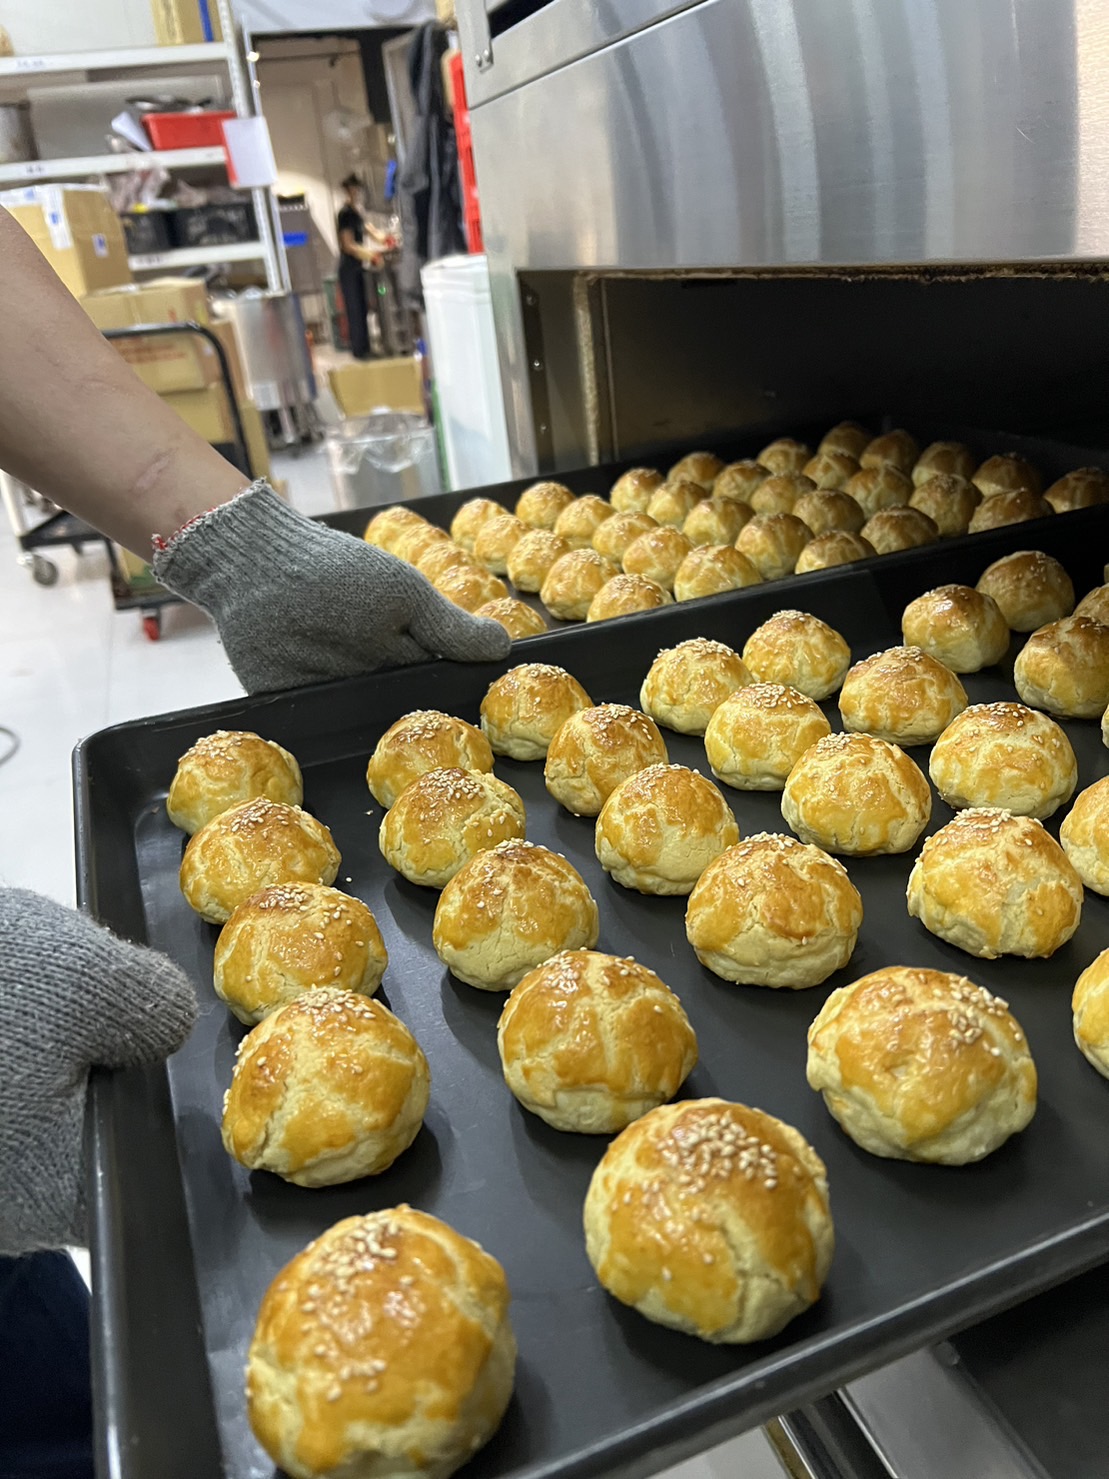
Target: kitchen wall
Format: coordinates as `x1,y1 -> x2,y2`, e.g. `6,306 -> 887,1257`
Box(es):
255,36 -> 391,259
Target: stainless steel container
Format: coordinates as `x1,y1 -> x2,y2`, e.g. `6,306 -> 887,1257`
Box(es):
325,411 -> 442,510
215,290 -> 316,414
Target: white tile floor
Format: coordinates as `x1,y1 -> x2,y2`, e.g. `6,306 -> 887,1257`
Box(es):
0,449 -> 784,1479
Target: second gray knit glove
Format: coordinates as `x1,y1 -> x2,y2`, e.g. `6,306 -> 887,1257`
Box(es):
152,481 -> 511,693
0,887 -> 197,1256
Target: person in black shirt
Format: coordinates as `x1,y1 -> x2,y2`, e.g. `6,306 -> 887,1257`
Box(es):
336,173 -> 389,360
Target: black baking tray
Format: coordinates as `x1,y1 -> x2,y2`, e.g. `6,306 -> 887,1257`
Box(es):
321,423 -> 1109,637
76,502 -> 1109,1479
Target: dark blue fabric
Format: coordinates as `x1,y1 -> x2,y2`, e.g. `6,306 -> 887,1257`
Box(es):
0,1253 -> 93,1479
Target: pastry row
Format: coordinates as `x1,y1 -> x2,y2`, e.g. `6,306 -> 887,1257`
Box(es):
361,425 -> 1109,632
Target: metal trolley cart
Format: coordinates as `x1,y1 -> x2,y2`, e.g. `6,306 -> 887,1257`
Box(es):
4,321 -> 255,639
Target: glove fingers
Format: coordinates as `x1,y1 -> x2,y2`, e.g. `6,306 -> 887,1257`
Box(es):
88,944 -> 198,1070
388,632 -> 432,667
408,595 -> 512,663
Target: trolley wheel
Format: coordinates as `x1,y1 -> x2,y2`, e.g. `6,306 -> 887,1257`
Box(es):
31,554 -> 58,586
142,613 -> 162,642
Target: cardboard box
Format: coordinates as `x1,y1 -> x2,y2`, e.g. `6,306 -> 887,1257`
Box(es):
82,278 -> 220,393
112,543 -> 160,593
210,317 -> 247,403
328,357 -> 425,418
150,0 -> 223,44
2,184 -> 131,297
161,385 -> 271,481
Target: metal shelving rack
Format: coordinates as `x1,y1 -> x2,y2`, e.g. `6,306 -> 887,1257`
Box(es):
0,5 -> 287,290
1,0 -> 289,589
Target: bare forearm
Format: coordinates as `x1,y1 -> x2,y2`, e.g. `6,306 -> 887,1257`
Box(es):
0,210 -> 248,552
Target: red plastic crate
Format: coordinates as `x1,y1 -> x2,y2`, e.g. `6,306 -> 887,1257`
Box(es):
142,111 -> 235,151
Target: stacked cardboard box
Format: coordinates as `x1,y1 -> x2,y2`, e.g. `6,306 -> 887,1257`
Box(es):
2,185 -> 131,297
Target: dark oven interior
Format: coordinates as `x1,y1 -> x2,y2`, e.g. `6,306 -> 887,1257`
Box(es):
519,268 -> 1109,469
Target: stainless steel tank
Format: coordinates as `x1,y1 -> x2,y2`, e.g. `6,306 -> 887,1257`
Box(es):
215,290 -> 316,415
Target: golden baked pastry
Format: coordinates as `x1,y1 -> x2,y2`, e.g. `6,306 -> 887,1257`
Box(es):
584,1099 -> 834,1343
794,489 -> 866,536
844,464 -> 913,518
367,710 -> 493,809
167,729 -> 303,835
474,597 -> 548,639
640,636 -> 752,734
596,763 -> 740,894
973,452 -> 1041,499
1044,466 -> 1109,513
515,480 -> 575,529
586,572 -> 672,622
686,833 -> 862,988
860,429 -> 918,474
908,474 -> 981,536
416,540 -> 477,585
622,525 -> 693,591
647,479 -> 707,529
480,662 -> 592,761
214,883 -> 388,1025
180,800 -> 340,925
473,512 -> 527,574
668,450 -> 724,490
554,494 -> 615,550
714,459 -> 770,503
1060,776 -> 1109,894
222,989 -> 429,1185
735,512 -> 811,580
433,840 -> 599,989
795,531 -> 875,573
900,584 -> 1010,672
705,683 -> 831,792
1073,948 -> 1109,1079
782,732 -> 931,855
592,510 -> 658,563
544,704 -> 668,816
839,645 -> 967,744
750,471 -> 815,515
433,563 -> 508,612
741,610 -> 851,700
968,489 -> 1053,532
247,1207 -> 515,1479
1075,583 -> 1109,624
819,421 -> 872,460
364,505 -> 424,552
683,496 -> 752,547
801,451 -> 859,490
506,528 -> 571,592
911,440 -> 976,487
673,544 -> 763,601
498,951 -> 697,1132
610,466 -> 663,513
450,496 -> 503,550
907,808 -> 1083,958
807,967 -> 1037,1164
861,505 -> 939,553
929,703 -> 1077,820
1013,614 -> 1109,718
379,768 -> 526,888
540,549 -> 620,620
757,437 -> 812,475
976,550 -> 1075,631
393,522 -> 450,567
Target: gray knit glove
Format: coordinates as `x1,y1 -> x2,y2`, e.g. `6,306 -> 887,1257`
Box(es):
152,481 -> 511,693
0,887 -> 197,1256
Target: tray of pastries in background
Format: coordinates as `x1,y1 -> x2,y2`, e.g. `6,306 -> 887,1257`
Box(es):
78,489 -> 1109,1479
323,420 -> 1109,639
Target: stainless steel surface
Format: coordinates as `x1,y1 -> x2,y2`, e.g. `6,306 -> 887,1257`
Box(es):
458,0 -> 1109,471
843,1349 -> 1051,1479
466,0 -> 1109,270
216,291 -> 316,411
